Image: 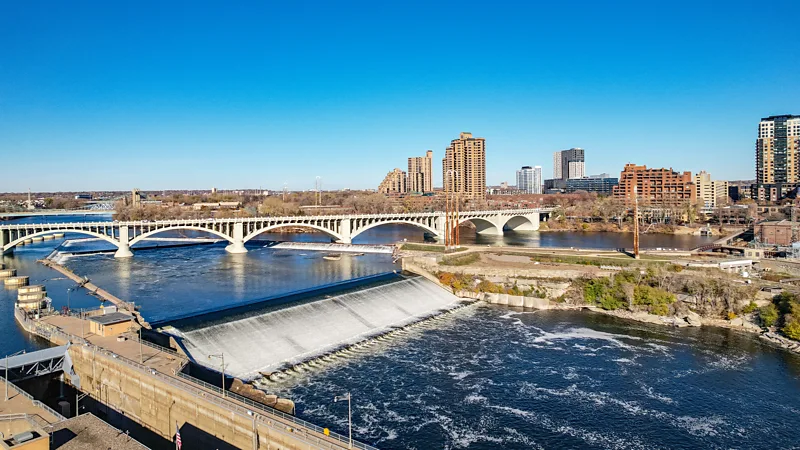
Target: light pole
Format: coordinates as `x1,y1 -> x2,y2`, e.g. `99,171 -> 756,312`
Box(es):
208,353 -> 226,398
334,393 -> 352,449
4,350 -> 25,401
67,287 -> 72,313
139,326 -> 143,364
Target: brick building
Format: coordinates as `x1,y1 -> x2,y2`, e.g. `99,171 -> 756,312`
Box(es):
756,220 -> 794,246
612,164 -> 695,205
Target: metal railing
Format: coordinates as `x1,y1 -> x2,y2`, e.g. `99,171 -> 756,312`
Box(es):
173,371 -> 377,449
14,309 -> 376,449
0,207 -> 554,230
0,374 -> 67,423
129,335 -> 185,359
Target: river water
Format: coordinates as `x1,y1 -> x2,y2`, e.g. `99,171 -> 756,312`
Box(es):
2,214 -> 797,449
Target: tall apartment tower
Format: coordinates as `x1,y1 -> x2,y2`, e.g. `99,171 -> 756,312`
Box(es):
408,150 -> 433,194
553,148 -> 585,180
378,168 -> 407,194
516,166 -> 534,193
532,165 -> 542,194
756,115 -> 800,184
516,166 -> 543,194
442,132 -> 486,200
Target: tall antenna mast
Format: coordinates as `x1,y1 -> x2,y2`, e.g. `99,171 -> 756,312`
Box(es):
315,176 -> 322,206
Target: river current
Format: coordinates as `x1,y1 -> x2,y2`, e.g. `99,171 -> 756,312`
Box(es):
1,214 -> 798,449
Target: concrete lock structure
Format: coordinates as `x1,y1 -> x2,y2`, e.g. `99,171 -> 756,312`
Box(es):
0,209 -> 552,258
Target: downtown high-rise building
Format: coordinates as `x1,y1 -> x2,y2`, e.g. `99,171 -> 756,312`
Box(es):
408,150 -> 433,194
553,148 -> 585,180
754,115 -> 800,202
516,166 -> 542,194
442,132 -> 486,200
378,168 -> 407,194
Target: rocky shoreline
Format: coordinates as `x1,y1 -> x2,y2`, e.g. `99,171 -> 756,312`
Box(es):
493,298 -> 800,356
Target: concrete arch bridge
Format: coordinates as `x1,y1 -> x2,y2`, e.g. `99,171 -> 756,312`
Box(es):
0,208 -> 552,258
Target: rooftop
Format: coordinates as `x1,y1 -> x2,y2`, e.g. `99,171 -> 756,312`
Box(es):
88,312 -> 134,325
50,414 -> 149,450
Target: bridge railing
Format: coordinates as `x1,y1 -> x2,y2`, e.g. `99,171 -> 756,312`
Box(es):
0,207 -> 554,230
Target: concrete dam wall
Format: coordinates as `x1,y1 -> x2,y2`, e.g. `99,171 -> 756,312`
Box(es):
175,276 -> 463,380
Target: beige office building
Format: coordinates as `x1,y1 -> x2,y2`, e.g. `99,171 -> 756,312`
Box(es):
378,168 -> 407,194
408,150 -> 434,194
694,171 -> 729,208
442,132 -> 486,200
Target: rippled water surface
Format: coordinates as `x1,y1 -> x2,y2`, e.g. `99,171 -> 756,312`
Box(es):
264,307 -> 800,449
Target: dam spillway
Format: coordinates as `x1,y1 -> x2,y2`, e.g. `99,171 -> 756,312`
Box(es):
174,276 -> 463,380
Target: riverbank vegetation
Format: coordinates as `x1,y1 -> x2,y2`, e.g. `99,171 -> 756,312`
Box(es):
400,243 -> 467,253
765,292 -> 800,340
436,265 -> 760,320
439,253 -> 480,266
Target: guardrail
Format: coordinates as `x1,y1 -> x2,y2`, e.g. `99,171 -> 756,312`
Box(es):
14,308 -> 376,449
173,372 -> 375,449
0,374 -> 67,424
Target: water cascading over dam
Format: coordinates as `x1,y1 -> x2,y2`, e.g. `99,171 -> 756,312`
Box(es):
175,276 -> 463,380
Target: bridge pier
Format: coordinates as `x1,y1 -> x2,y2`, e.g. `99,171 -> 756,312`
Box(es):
114,226 -> 133,258
225,223 -> 248,254
1,229 -> 11,256
336,219 -> 352,244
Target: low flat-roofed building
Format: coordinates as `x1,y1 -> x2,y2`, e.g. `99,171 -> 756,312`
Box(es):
756,220 -> 795,246
0,417 -> 48,450
88,312 -> 134,337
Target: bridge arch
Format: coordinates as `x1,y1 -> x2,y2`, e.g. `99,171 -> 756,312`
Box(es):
350,219 -> 439,241
502,215 -> 538,232
129,226 -> 235,247
459,217 -> 502,235
243,223 -> 344,243
4,229 -> 120,252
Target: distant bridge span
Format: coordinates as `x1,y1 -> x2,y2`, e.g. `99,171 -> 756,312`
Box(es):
0,208 -> 553,258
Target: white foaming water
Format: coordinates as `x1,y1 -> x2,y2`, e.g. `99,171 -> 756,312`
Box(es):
269,242 -> 394,254
178,277 -> 462,379
531,327 -> 642,350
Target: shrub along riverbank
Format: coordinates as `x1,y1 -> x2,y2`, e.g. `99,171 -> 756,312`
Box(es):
434,264 -> 800,344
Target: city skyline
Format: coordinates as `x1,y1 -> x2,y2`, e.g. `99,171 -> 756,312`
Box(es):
2,2 -> 799,192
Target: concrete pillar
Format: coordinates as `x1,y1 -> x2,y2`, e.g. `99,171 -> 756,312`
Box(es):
337,218 -> 352,244
434,214 -> 446,241
1,229 -> 12,256
225,222 -> 248,254
529,213 -> 540,231
114,226 -> 134,258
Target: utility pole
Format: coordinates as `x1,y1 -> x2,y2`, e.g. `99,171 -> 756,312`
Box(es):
444,172 -> 451,250
334,393 -> 352,449
633,185 -> 640,259
315,176 -> 322,206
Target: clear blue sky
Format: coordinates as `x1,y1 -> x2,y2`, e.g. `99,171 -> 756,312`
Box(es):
2,1 -> 798,192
